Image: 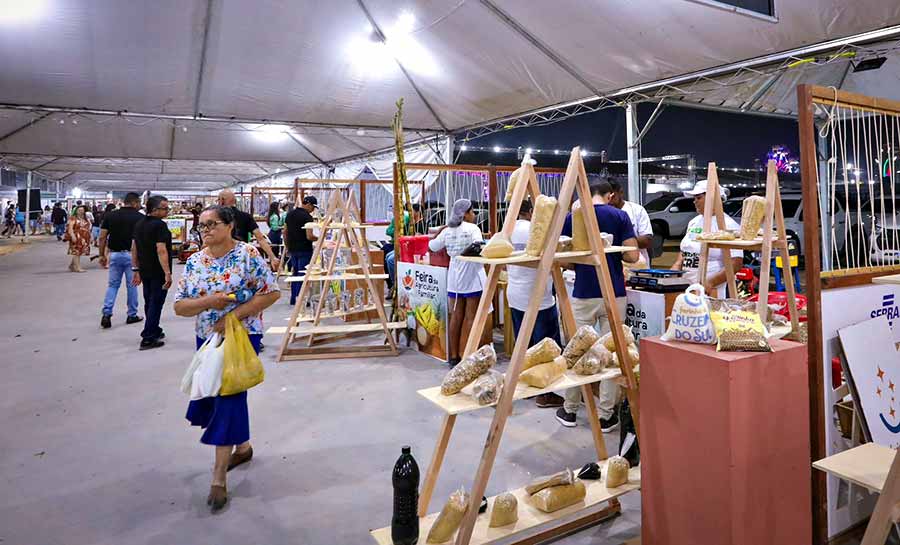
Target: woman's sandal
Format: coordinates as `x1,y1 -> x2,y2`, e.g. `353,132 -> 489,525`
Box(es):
228,447 -> 253,471
207,484 -> 227,511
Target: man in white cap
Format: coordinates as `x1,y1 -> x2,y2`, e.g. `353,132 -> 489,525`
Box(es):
672,179 -> 743,297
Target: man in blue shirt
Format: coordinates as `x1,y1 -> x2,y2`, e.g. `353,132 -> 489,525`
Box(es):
557,178 -> 639,431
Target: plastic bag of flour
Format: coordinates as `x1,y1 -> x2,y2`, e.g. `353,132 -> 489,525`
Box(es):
659,284 -> 716,344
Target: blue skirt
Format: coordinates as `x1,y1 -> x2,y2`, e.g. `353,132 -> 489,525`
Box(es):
185,334 -> 262,446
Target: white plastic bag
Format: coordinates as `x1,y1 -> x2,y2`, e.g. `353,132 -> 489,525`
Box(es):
181,333 -> 225,400
659,284 -> 716,344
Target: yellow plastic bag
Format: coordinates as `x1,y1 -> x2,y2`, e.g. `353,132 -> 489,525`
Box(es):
220,313 -> 265,395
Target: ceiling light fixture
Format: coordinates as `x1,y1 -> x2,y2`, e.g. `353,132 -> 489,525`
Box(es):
0,0 -> 45,24
253,124 -> 291,143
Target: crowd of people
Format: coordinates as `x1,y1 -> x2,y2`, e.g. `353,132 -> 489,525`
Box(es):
64,190 -> 284,511
13,175 -> 738,510
422,174 -> 739,432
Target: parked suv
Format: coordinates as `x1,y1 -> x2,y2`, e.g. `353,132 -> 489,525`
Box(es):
647,193 -> 696,239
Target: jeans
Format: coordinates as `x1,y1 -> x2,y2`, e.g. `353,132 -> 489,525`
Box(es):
102,252 -> 139,318
509,306 -> 562,348
563,296 -> 627,419
141,275 -> 168,342
385,250 -> 396,289
268,229 -> 282,256
288,251 -> 313,305
54,223 -> 65,239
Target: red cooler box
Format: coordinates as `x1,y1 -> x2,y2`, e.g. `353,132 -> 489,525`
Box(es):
398,235 -> 430,263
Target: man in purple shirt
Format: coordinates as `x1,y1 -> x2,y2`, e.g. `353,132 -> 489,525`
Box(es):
557,178 -> 639,431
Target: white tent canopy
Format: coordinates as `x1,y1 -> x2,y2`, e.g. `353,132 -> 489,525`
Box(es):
1,0 -> 899,192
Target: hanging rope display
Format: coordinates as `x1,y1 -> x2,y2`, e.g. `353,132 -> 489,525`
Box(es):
815,93 -> 900,272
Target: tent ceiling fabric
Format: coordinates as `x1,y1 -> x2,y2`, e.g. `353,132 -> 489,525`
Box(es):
1,0 -> 899,191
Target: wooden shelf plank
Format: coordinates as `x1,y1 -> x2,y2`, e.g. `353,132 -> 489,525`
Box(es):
286,305 -> 379,322
699,237 -> 784,249
457,248 -> 635,266
871,274 -> 900,285
813,443 -> 894,493
418,368 -> 622,416
311,222 -> 376,229
370,462 -> 640,545
267,321 -> 406,335
285,273 -> 389,282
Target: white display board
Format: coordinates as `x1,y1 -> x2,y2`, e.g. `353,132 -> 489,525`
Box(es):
838,316 -> 900,448
821,284 -> 900,537
625,288 -> 666,343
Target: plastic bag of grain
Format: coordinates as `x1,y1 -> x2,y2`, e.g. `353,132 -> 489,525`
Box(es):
571,206 -> 590,251
740,196 -> 767,240
562,325 -> 601,367
708,297 -> 772,352
525,195 -> 558,256
600,324 -> 636,352
524,337 -> 562,370
573,340 -> 613,375
525,468 -> 574,495
427,487 -> 470,543
519,356 -> 566,388
610,344 -> 641,369
489,493 -> 518,527
440,344 -> 497,395
471,370 -> 504,405
530,481 -> 586,513
605,456 -> 630,488
505,170 -> 521,201
659,284 -> 717,344
481,232 -> 514,258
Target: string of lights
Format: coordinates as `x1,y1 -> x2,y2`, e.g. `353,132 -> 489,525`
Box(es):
456,144 -> 765,173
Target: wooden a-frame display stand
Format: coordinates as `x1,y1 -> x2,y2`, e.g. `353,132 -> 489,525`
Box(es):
698,159 -> 800,333
371,149 -> 641,545
272,190 -> 405,361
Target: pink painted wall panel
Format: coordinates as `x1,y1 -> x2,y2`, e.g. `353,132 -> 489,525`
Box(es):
640,337 -> 811,545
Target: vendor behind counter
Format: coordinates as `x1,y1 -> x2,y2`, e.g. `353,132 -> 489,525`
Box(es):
672,179 -> 742,297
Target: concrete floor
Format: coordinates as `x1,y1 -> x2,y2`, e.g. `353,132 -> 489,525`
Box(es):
0,237 -> 640,545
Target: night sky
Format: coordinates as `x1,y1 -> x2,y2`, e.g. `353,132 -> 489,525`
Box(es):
461,102 -> 800,168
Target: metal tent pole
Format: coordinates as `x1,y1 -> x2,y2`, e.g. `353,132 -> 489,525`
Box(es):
626,103 -> 642,204
24,171 -> 31,242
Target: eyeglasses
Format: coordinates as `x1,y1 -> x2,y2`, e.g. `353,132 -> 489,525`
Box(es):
197,220 -> 225,232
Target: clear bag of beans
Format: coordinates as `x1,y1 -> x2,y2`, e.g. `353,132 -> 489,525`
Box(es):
525,195 -> 558,256
562,325 -> 601,368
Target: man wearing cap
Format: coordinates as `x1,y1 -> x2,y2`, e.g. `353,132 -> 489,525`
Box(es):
217,189 -> 278,268
284,196 -> 319,306
673,179 -> 743,297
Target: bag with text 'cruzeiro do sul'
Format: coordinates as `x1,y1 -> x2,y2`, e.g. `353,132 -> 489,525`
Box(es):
660,284 -> 716,345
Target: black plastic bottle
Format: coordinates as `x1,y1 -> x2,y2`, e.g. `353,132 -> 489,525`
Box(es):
391,445 -> 420,545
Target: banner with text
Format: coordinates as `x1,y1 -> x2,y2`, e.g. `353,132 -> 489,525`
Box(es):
398,263 -> 448,362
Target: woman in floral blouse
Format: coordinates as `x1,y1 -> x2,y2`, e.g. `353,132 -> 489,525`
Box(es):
67,205 -> 92,272
173,205 -> 279,511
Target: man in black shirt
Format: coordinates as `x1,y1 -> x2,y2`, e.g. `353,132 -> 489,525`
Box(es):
284,195 -> 319,306
131,195 -> 173,350
98,193 -> 144,329
217,189 -> 278,267
51,202 -> 67,241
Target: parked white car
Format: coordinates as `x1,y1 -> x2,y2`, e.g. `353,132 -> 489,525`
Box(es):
646,193 -> 696,239
864,199 -> 900,265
